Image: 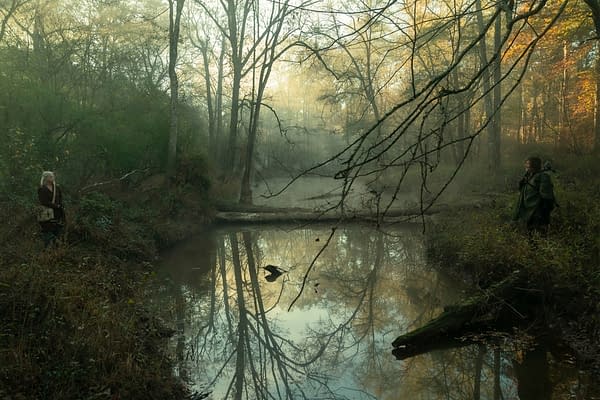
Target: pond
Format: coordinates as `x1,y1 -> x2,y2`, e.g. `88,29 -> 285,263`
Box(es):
155,224 -> 592,400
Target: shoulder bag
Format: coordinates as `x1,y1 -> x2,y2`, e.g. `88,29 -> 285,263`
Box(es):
37,184 -> 56,222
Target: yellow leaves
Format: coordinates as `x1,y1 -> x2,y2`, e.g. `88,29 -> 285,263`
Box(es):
571,74 -> 595,119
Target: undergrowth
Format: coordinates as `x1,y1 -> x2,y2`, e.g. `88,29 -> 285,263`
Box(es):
426,154 -> 600,373
0,171 -> 213,399
0,249 -> 186,399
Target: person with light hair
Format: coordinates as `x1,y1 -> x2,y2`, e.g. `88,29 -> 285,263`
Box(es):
37,171 -> 66,246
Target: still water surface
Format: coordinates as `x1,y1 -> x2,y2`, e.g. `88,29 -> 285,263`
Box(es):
156,224 -> 589,400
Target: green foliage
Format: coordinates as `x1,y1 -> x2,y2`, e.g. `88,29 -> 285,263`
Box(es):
0,39 -> 201,198
175,153 -> 212,193
0,128 -> 44,195
66,89 -> 171,179
77,192 -> 119,231
71,192 -> 157,260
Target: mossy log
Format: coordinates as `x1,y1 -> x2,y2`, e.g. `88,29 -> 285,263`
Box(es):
392,271 -> 542,360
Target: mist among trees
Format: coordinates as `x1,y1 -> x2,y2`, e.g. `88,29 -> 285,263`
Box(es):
1,0 -> 600,399
2,0 -> 599,202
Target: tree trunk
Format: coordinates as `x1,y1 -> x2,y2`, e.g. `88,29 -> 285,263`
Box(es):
559,41 -> 568,148
226,68 -> 242,174
473,344 -> 485,400
519,81 -> 525,144
584,0 -> 600,152
474,0 -> 495,169
595,46 -> 600,153
492,6 -> 502,170
464,96 -> 471,160
531,94 -> 539,143
216,38 -> 225,163
239,2 -> 290,204
225,0 -> 243,174
167,0 -> 185,178
452,69 -> 466,165
239,110 -> 258,204
239,64 -> 270,204
200,45 -> 215,158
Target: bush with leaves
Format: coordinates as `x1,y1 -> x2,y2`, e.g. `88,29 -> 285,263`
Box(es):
70,192 -> 156,260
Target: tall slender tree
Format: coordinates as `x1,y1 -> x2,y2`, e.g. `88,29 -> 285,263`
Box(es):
584,0 -> 600,152
167,0 -> 185,178
239,0 -> 301,204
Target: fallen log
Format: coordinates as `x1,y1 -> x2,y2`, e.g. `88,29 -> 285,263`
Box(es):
392,271 -> 543,360
214,204 -> 444,224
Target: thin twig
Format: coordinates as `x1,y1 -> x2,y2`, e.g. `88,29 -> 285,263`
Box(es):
79,169 -> 149,193
287,227 -> 336,311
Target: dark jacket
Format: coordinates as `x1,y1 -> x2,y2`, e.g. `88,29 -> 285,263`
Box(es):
513,171 -> 555,225
38,185 -> 65,231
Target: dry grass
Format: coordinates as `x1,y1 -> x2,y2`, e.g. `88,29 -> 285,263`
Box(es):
0,184 -> 211,399
0,246 -> 186,399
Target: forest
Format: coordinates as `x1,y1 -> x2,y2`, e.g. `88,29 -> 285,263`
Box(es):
0,0 -> 599,399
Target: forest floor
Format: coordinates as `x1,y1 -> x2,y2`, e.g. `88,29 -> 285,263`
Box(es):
0,174 -> 212,400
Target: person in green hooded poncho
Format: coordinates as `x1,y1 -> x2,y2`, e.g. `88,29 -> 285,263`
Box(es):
513,156 -> 556,235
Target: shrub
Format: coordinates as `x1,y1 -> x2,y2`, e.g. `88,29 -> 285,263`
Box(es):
71,192 -> 156,260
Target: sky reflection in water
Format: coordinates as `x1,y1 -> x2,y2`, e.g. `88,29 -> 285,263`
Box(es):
157,224 -> 546,400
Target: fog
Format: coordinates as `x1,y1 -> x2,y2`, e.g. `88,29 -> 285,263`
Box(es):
3,0 -> 597,205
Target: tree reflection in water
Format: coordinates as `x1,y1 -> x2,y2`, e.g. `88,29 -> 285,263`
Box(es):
158,225 -> 593,399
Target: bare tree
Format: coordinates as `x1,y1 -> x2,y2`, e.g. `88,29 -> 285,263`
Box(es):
0,0 -> 29,43
239,0 -> 304,204
272,0 -> 568,219
188,10 -> 226,161
194,0 -> 311,203
193,0 -> 251,173
167,0 -> 185,178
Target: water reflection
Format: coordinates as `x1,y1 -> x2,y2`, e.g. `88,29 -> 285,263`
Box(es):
157,225 -> 594,399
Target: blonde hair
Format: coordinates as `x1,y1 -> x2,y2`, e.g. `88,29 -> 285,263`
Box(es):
40,171 -> 55,187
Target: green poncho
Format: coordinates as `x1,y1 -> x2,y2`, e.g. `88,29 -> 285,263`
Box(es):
513,171 -> 555,224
